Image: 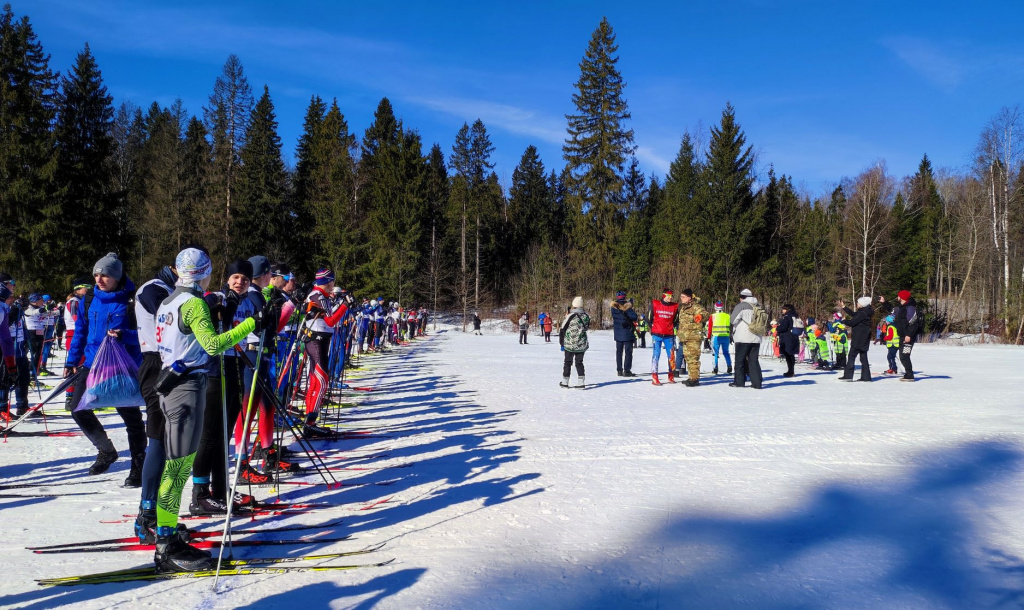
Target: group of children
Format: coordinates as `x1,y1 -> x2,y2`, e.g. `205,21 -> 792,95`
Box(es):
767,312 -> 903,375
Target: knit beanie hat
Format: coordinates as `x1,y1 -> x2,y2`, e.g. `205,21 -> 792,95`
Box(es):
714,300 -> 724,311
225,259 -> 253,280
175,248 -> 212,284
681,288 -> 694,298
897,290 -> 911,302
615,290 -> 626,300
857,296 -> 872,308
739,288 -> 753,298
93,252 -> 123,281
314,268 -> 335,286
249,255 -> 270,278
572,296 -> 584,308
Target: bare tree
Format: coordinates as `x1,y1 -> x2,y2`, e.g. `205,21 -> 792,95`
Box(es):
844,163 -> 895,299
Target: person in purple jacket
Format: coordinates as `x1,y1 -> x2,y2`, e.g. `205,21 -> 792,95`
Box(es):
65,253 -> 147,479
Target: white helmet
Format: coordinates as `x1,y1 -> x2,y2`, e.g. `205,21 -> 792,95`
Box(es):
370,299 -> 377,306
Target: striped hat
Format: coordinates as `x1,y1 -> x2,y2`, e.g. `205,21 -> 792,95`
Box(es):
314,268 -> 335,286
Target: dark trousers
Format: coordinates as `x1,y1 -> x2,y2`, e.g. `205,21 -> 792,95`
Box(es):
70,366 -> 147,455
733,342 -> 762,388
842,346 -> 871,380
899,339 -> 914,379
636,332 -> 646,348
562,351 -> 585,377
519,330 -> 528,344
194,363 -> 242,501
138,353 -> 164,439
615,340 -> 633,373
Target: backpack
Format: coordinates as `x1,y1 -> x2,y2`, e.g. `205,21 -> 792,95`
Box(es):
748,303 -> 769,337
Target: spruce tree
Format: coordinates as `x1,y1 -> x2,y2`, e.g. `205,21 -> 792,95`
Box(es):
0,5 -> 58,287
563,17 -> 635,292
614,159 -> 652,295
233,85 -> 287,259
699,103 -> 758,296
508,145 -> 550,264
204,54 -> 252,263
51,43 -> 119,286
178,116 -> 210,258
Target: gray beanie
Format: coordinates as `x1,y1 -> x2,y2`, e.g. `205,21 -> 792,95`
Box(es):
93,252 -> 123,281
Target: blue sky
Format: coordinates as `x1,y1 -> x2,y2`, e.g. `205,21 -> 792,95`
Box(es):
27,0 -> 1024,196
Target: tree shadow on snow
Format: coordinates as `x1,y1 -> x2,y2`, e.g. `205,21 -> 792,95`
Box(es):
447,440 -> 1024,609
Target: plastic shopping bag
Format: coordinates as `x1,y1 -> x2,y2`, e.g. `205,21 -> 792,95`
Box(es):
75,335 -> 144,411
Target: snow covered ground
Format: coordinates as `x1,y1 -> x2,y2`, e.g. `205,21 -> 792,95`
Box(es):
2,327 -> 1024,609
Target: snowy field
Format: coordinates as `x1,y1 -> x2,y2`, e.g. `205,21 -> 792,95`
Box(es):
2,326 -> 1024,609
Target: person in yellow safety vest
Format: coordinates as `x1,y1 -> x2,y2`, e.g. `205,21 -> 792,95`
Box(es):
634,315 -> 649,349
883,315 -> 900,374
707,301 -> 732,375
831,318 -> 848,370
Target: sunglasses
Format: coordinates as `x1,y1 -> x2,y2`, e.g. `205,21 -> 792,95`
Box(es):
274,273 -> 294,281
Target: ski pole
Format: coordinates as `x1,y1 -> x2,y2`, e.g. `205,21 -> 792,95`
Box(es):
217,318 -> 231,558
215,325 -> 266,587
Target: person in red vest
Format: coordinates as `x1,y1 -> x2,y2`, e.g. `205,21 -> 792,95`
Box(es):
647,289 -> 680,386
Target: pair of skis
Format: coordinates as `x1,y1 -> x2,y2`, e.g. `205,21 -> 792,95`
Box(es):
37,546 -> 392,585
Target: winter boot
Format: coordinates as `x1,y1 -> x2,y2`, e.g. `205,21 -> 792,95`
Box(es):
559,377 -> 570,388
577,376 -> 585,389
712,367 -> 718,375
238,460 -> 271,484
652,373 -> 661,386
623,371 -> 635,377
617,371 -> 624,377
123,452 -> 145,488
154,527 -> 213,572
89,448 -> 119,475
189,483 -> 228,516
685,379 -> 700,387
727,366 -> 733,375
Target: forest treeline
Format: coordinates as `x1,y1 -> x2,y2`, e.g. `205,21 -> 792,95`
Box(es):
0,8 -> 1021,340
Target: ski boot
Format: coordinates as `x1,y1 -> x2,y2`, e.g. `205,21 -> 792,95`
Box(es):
189,483 -> 228,516
302,422 -> 339,440
652,373 -> 661,386
261,445 -> 300,473
560,377 -> 570,388
135,502 -> 158,543
89,448 -> 119,475
123,452 -> 145,488
154,527 -> 213,572
238,460 -> 271,484
667,370 -> 676,384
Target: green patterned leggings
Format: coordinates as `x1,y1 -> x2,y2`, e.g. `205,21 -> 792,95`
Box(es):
157,375 -> 207,528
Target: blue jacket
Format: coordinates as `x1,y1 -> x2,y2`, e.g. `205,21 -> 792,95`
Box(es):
67,277 -> 141,368
610,298 -> 639,342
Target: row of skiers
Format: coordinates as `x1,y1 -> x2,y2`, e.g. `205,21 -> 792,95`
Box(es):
553,287 -> 922,390
0,249 -> 427,572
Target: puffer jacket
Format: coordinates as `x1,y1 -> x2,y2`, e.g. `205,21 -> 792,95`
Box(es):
559,308 -> 590,353
67,277 -> 141,368
675,298 -> 709,342
610,298 -> 638,342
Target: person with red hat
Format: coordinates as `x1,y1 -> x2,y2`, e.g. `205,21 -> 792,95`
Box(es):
647,289 -> 680,385
879,290 -> 920,381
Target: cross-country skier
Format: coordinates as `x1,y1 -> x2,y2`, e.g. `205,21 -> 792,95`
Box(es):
151,247 -> 276,571
301,268 -> 349,437
131,265 -> 176,538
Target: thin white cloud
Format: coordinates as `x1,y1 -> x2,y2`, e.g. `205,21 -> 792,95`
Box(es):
882,36 -> 965,91
409,95 -> 565,144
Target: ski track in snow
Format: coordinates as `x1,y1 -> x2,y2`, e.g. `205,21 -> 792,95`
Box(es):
2,327 -> 1024,608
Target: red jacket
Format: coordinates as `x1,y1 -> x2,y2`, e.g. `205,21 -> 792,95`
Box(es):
650,299 -> 679,337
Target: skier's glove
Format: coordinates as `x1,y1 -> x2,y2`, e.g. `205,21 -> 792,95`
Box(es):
252,300 -> 281,333
223,288 -> 240,309
4,356 -> 16,387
